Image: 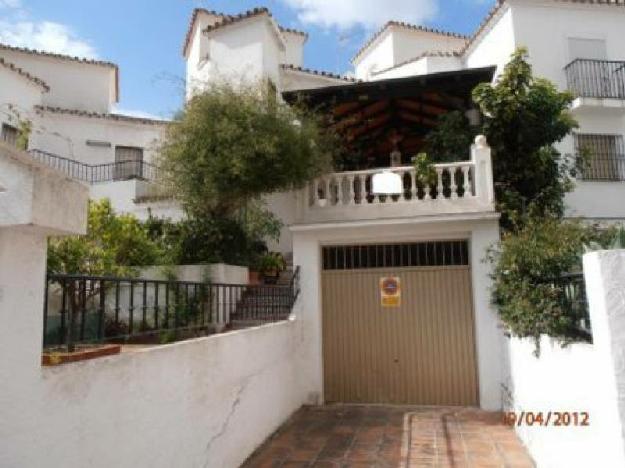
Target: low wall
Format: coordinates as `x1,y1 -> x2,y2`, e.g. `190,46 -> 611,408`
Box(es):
505,250 -> 625,468
505,336 -> 624,467
0,320 -> 309,468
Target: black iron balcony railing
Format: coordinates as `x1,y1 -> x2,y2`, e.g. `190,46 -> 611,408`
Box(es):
43,268 -> 300,351
29,149 -> 159,184
565,59 -> 625,100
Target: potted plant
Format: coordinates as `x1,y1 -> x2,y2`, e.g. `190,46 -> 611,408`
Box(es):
258,252 -> 286,284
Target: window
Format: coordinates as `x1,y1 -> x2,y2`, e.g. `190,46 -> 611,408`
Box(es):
575,133 -> 625,181
1,123 -> 18,147
114,146 -> 144,180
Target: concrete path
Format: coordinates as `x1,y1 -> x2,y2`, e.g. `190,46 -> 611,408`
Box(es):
242,405 -> 534,467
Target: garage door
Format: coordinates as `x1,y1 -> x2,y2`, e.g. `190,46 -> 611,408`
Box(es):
322,241 -> 478,406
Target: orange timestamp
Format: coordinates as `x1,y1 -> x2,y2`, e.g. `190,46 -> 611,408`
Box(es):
503,411 -> 590,427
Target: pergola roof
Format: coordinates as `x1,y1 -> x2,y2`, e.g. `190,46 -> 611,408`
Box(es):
282,66 -> 495,166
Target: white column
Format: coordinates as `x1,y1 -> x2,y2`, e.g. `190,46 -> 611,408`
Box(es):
471,135 -> 495,208
583,250 -> 625,466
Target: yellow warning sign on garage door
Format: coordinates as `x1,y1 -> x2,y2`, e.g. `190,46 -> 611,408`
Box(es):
380,276 -> 401,308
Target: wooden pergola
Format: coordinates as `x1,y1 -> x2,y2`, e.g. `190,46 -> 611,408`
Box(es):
283,66 -> 496,169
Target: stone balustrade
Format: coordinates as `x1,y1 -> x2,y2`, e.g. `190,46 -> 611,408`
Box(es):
296,135 -> 495,224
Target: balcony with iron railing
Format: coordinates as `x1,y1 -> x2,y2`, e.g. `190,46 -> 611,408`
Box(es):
565,59 -> 625,111
28,149 -> 160,184
294,136 -> 496,225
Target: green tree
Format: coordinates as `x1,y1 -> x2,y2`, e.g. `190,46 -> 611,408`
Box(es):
472,48 -> 578,230
488,218 -> 615,348
47,199 -> 164,351
424,110 -> 477,163
159,83 -> 336,219
48,199 -> 163,275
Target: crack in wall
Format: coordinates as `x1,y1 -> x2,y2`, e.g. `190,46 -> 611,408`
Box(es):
202,368 -> 264,468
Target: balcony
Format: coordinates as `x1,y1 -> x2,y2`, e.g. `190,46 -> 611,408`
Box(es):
565,59 -> 625,112
295,137 -> 495,225
28,149 -> 159,183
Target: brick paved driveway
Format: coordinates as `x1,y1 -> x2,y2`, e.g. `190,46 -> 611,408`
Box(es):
242,405 -> 533,467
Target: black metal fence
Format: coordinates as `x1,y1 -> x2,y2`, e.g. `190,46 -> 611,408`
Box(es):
29,149 -> 159,184
565,59 -> 625,100
558,273 -> 592,340
43,268 -> 300,351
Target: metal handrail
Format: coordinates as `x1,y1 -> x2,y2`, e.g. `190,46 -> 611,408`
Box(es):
565,58 -> 625,99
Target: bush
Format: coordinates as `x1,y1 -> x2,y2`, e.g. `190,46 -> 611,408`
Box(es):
48,199 -> 164,275
488,218 -> 614,347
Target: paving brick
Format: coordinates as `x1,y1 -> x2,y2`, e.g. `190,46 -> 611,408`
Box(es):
241,405 -> 533,468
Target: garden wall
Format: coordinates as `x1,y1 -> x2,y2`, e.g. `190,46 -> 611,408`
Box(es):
0,143 -> 314,468
1,319 -> 311,468
503,250 -> 625,468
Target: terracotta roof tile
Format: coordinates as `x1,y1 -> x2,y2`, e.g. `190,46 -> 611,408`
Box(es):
35,106 -> 170,126
202,7 -> 271,35
182,8 -> 224,56
352,21 -> 469,64
0,57 -> 49,91
0,42 -> 117,69
279,26 -> 308,39
280,64 -> 359,82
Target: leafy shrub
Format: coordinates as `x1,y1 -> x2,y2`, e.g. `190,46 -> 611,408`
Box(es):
488,218 -> 614,347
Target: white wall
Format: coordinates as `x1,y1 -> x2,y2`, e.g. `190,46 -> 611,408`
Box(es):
0,66 -> 44,132
354,33 -> 395,81
504,250 -> 625,467
505,337 -> 623,468
0,318 -> 311,468
282,31 -> 305,68
0,49 -> 116,113
392,29 -> 465,66
373,55 -> 463,81
29,111 -> 165,165
291,215 -> 503,410
465,5 -> 515,75
187,18 -> 283,98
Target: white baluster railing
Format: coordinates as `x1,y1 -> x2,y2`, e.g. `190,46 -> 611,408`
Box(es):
300,136 -> 494,221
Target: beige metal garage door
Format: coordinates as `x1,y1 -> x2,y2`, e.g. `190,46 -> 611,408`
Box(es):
322,241 -> 478,406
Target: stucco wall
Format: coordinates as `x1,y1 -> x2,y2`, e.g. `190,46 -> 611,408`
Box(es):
505,336 -> 623,468
464,5 -> 515,75
29,112 -> 165,165
504,250 -> 625,467
0,319 -> 311,468
0,49 -> 116,113
0,66 -> 44,131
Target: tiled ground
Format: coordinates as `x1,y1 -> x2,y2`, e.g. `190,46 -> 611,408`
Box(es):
242,405 -> 534,468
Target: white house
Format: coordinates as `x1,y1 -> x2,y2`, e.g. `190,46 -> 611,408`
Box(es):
1,0 -> 625,414
0,43 -> 172,220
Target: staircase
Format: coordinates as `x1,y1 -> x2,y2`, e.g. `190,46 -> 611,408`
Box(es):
229,267 -> 299,329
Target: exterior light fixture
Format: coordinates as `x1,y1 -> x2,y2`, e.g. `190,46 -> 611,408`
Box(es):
372,170 -> 403,195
